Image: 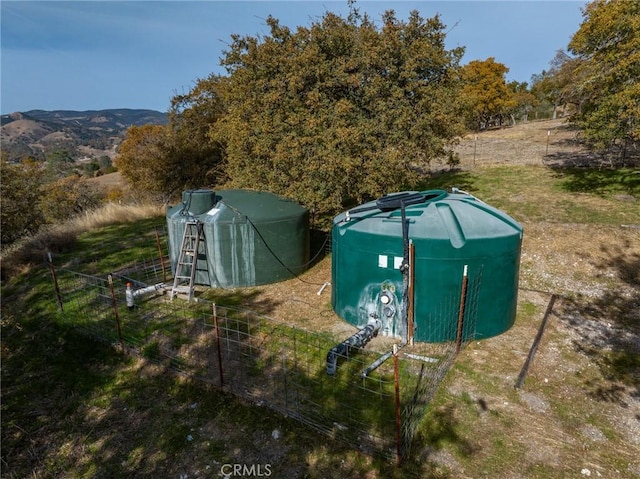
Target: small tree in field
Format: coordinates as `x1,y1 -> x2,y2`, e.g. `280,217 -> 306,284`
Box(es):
459,57 -> 516,130
39,176 -> 104,223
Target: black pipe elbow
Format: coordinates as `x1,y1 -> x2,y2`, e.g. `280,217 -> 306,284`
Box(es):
326,320 -> 380,376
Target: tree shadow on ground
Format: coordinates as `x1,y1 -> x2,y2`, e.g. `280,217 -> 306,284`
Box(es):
558,242 -> 640,403
547,166 -> 640,196
199,287 -> 281,315
410,403 -> 479,461
544,144 -> 639,169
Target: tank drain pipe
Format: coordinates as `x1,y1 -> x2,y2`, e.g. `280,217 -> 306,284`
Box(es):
326,316 -> 382,376
450,187 -> 485,203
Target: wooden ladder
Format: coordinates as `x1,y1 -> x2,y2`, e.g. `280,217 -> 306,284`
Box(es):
170,221 -> 207,301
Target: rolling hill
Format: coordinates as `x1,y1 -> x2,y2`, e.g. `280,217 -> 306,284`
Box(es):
0,109 -> 167,162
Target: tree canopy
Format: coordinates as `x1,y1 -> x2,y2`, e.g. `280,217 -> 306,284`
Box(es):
459,57 -> 517,130
212,9 -> 465,217
1,157 -> 45,244
567,0 -> 640,153
116,77 -> 225,199
113,0 -> 638,223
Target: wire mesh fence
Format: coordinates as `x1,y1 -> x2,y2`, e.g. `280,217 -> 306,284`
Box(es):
49,256 -> 478,460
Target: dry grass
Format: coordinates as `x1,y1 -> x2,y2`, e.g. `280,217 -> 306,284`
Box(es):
0,202 -> 163,280
452,119 -> 608,169
69,202 -> 163,231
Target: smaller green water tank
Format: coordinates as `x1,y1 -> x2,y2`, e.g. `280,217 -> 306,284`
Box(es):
167,189 -> 309,288
331,190 -> 523,342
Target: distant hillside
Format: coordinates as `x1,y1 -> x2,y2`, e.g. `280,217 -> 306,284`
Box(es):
0,109 -> 167,163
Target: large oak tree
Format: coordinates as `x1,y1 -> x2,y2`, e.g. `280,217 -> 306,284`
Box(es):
568,0 -> 639,155
212,8 -> 465,217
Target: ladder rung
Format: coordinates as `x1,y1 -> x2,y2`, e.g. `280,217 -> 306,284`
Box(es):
172,286 -> 192,293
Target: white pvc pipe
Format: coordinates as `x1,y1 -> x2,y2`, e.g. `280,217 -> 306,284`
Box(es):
132,283 -> 167,297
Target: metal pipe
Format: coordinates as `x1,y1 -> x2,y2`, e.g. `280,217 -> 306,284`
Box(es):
400,202 -> 410,343
407,241 -> 415,345
361,340 -> 407,378
404,353 -> 439,363
326,317 -> 381,376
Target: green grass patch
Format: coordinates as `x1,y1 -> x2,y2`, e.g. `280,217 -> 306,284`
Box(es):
554,167 -> 640,196
66,217 -> 166,273
422,165 -> 639,225
518,300 -> 538,320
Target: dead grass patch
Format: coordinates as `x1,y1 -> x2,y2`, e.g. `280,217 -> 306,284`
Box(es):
1,202 -> 163,280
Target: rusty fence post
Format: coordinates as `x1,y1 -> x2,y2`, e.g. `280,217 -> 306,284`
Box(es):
393,343 -> 402,464
46,252 -> 64,312
456,265 -> 469,354
213,303 -> 224,388
107,274 -> 124,348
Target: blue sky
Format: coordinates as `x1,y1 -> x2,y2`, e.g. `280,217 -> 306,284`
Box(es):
1,1 -> 586,114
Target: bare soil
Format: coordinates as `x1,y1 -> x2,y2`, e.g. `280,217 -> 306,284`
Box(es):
452,118 -> 638,169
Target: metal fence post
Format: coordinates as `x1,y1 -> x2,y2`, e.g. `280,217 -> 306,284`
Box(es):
155,228 -> 167,282
213,303 -> 224,388
456,265 -> 469,354
107,274 -> 124,347
393,343 -> 402,464
46,252 -> 64,312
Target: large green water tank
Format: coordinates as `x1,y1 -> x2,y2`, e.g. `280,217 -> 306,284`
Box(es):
331,190 -> 523,342
167,189 -> 309,288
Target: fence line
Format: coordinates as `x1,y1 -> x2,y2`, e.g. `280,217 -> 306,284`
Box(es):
51,258 -> 477,461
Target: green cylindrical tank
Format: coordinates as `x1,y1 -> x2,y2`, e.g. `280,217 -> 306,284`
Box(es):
167,189 -> 309,288
331,190 -> 523,342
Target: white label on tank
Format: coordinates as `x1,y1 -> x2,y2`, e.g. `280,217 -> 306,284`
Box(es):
394,257 -> 403,269
378,255 -> 388,268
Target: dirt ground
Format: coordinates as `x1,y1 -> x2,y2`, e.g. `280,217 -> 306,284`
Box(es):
453,118 -> 637,169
